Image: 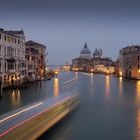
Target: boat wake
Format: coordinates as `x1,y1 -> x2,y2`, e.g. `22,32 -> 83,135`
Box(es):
61,76 -> 78,86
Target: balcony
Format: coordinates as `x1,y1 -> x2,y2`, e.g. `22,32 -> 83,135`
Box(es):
8,69 -> 16,73
5,56 -> 16,62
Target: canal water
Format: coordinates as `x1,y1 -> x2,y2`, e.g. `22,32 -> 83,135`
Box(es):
0,71 -> 140,140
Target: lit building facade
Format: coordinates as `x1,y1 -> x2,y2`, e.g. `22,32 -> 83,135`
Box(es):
119,45 -> 140,79
90,56 -> 115,74
25,40 -> 46,80
0,28 -> 26,86
72,57 -> 91,72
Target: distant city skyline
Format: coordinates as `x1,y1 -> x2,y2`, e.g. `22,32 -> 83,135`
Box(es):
1,0 -> 140,64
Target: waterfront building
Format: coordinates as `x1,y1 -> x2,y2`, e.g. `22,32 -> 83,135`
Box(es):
119,45 -> 140,79
63,63 -> 70,71
114,59 -> 120,76
90,57 -> 115,74
0,28 -> 26,87
72,57 -> 91,72
80,43 -> 92,59
25,40 -> 46,80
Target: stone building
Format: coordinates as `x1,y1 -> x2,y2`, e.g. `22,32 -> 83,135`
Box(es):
25,40 -> 46,80
119,45 -> 140,79
0,28 -> 26,86
72,43 -> 92,71
72,57 -> 91,72
90,57 -> 115,74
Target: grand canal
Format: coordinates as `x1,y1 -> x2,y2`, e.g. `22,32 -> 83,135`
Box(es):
0,71 -> 140,140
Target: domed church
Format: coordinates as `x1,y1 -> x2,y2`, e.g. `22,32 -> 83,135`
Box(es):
80,42 -> 92,59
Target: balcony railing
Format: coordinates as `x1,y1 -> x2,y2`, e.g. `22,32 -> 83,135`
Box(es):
5,56 -> 16,62
8,69 -> 16,73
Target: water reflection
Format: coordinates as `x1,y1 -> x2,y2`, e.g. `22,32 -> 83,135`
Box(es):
89,73 -> 94,98
105,75 -> 110,98
54,78 -> 59,97
135,81 -> 140,140
119,77 -> 123,95
136,81 -> 140,104
90,73 -> 93,77
135,108 -> 140,140
11,89 -> 21,107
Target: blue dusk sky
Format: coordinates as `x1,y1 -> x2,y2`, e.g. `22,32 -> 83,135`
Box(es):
0,0 -> 140,64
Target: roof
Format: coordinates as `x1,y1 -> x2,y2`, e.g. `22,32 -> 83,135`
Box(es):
80,42 -> 91,54
3,30 -> 24,35
25,40 -> 46,48
0,29 -> 23,38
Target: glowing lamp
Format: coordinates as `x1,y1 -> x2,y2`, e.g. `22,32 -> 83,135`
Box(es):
119,71 -> 122,76
90,69 -> 93,72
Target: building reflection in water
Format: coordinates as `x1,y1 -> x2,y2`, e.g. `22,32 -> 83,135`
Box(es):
119,77 -> 123,95
54,78 -> 59,97
75,72 -> 78,80
136,81 -> 140,104
135,108 -> 140,140
135,81 -> 140,140
11,89 -> 21,107
105,75 -> 110,98
89,73 -> 94,98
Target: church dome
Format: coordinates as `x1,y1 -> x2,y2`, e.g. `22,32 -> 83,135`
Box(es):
80,43 -> 92,59
80,43 -> 91,54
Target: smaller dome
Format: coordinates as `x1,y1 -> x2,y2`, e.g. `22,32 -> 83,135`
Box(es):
94,49 -> 100,55
80,43 -> 91,54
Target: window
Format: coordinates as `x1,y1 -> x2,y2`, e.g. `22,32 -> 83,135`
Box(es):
15,48 -> 16,56
0,61 -> 1,72
5,62 -> 6,71
0,45 -> 1,55
4,35 -> 6,41
8,62 -> 15,70
138,55 -> 139,61
0,34 -> 1,39
129,64 -> 131,69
